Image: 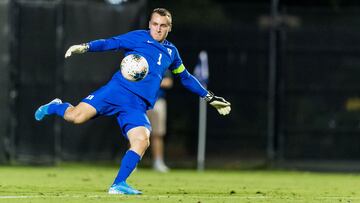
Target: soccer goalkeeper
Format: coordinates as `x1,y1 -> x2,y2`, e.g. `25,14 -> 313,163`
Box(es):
35,8 -> 231,195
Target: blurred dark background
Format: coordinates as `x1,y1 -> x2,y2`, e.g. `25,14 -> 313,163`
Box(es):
1,0 -> 360,171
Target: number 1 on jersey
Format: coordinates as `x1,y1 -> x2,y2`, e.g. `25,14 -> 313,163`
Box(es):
157,53 -> 162,65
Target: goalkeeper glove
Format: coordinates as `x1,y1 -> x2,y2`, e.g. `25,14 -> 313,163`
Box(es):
204,91 -> 231,116
64,43 -> 89,58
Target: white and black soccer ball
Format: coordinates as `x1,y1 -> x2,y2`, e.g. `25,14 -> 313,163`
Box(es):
120,54 -> 149,82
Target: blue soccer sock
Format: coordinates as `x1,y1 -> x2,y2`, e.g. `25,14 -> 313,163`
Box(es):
47,103 -> 70,117
113,150 -> 141,184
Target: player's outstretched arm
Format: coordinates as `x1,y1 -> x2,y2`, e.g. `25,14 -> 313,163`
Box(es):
64,43 -> 89,58
203,91 -> 231,116
173,66 -> 231,116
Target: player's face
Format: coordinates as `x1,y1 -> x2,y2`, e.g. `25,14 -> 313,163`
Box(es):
149,13 -> 172,43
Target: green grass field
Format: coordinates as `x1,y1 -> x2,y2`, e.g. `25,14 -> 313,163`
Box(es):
0,164 -> 359,202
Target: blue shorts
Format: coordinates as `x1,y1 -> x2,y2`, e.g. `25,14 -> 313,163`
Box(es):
82,80 -> 152,137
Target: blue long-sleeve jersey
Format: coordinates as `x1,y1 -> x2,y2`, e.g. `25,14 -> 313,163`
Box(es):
88,30 -> 208,107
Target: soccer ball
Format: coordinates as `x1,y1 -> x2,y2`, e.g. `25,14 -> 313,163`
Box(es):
120,54 -> 149,82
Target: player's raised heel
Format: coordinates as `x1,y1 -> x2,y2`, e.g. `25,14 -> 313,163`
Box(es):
108,181 -> 142,195
34,98 -> 62,121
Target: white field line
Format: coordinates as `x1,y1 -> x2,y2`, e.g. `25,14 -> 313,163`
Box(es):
0,194 -> 358,200
0,195 -> 262,199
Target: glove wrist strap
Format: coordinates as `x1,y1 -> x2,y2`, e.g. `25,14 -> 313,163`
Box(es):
81,43 -> 90,52
203,91 -> 214,102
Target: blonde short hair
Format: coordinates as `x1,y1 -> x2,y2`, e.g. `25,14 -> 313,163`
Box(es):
150,8 -> 172,25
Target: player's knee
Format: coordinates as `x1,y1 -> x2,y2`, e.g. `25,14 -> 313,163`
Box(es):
65,111 -> 87,124
133,134 -> 150,149
145,138 -> 150,149
63,104 -> 94,124
72,116 -> 87,124
139,135 -> 150,149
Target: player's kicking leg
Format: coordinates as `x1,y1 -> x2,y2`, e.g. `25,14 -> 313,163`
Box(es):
35,98 -> 65,121
108,126 -> 150,195
35,99 -> 96,124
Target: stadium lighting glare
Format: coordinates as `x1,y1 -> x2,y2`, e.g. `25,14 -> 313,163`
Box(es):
105,0 -> 127,5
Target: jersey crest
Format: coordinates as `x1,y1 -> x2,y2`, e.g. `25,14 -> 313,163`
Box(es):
167,48 -> 172,56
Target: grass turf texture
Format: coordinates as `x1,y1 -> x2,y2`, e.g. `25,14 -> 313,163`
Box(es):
0,164 -> 359,202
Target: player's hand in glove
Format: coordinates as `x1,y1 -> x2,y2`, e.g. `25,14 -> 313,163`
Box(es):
204,91 -> 231,116
65,43 -> 89,58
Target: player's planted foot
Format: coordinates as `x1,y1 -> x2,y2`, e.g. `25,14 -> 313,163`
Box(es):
34,98 -> 62,121
108,181 -> 142,195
